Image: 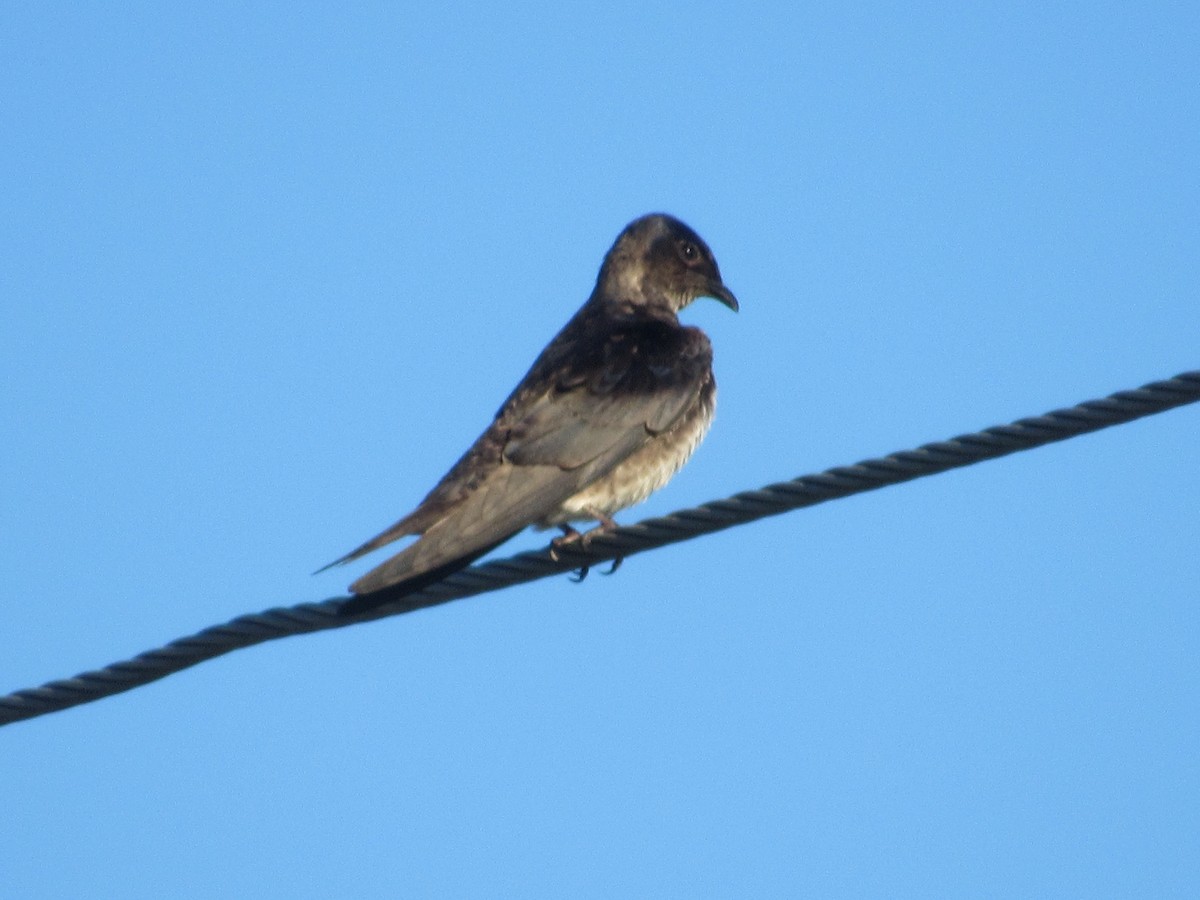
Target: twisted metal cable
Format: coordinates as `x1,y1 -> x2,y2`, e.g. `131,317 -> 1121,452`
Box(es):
3,369 -> 1198,728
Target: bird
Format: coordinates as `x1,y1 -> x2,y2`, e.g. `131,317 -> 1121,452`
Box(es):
325,213 -> 738,615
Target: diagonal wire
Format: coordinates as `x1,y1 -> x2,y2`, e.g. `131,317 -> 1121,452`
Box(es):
2,369 -> 1198,728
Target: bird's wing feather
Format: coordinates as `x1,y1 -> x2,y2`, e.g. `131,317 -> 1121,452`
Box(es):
504,323 -> 711,468
349,462 -> 575,594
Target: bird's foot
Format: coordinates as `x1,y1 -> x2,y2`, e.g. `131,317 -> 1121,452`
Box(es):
548,513 -> 623,582
549,524 -> 583,558
587,511 -> 624,575
550,525 -> 591,581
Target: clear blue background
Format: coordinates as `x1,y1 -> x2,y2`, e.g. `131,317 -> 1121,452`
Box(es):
3,3 -> 1198,897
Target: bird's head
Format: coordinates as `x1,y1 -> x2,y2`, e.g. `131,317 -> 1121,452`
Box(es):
595,214 -> 739,315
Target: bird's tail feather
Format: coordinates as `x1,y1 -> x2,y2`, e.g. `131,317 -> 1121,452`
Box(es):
312,516 -> 419,576
338,533 -> 516,616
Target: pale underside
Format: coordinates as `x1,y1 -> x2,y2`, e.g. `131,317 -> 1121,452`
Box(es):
536,384 -> 715,527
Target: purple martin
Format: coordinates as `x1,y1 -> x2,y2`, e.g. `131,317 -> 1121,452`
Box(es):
326,213 -> 737,614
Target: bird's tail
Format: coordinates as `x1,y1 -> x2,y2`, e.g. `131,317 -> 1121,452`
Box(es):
338,533 -> 515,616
312,516 -> 419,575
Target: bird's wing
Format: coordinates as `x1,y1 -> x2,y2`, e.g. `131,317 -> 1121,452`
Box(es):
348,461 -> 576,594
504,322 -> 712,468
347,322 -> 713,596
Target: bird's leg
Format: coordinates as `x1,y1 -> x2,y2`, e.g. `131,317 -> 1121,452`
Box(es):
582,509 -> 623,576
550,524 -> 583,556
549,512 -> 623,581
550,524 -> 590,581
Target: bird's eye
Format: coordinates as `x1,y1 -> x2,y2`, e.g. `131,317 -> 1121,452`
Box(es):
678,241 -> 699,263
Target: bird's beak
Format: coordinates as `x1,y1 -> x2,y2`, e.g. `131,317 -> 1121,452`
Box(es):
707,282 -> 739,312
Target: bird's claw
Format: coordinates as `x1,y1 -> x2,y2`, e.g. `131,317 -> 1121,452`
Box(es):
551,518 -> 622,583
551,526 -> 589,581
550,524 -> 582,562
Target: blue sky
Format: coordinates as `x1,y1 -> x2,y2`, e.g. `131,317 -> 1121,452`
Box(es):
3,3 -> 1198,896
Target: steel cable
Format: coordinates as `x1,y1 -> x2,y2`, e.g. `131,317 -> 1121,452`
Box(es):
2,369 -> 1197,727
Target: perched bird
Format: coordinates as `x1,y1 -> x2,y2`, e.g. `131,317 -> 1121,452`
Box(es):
326,213 -> 737,614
